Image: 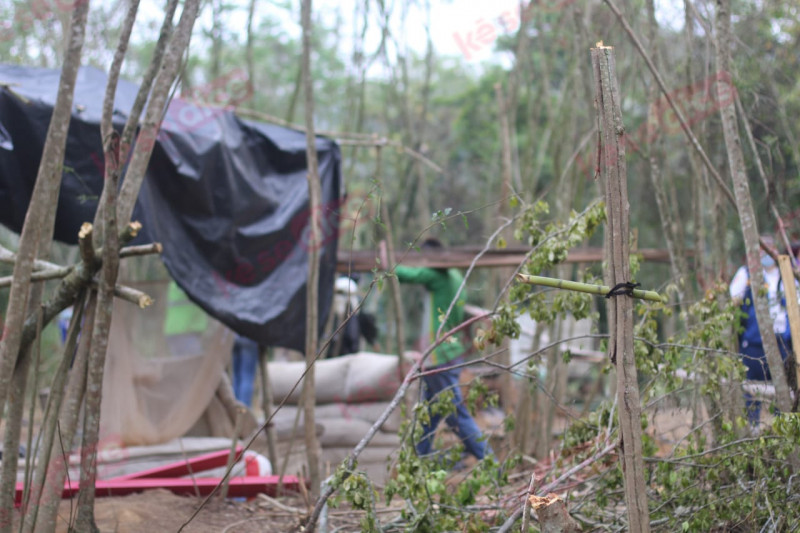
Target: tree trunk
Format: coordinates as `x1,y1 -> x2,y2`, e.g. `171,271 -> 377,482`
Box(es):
0,0 -> 89,428
682,0 -> 709,283
494,82 -> 515,417
300,0 -> 322,497
20,291 -> 86,533
713,0 -> 792,413
644,0 -> 690,307
766,77 -> 800,197
529,493 -> 582,533
91,0 -> 140,248
534,322 -> 559,459
209,0 -> 223,79
246,0 -> 256,108
72,136 -> 122,533
380,198 -> 406,367
2,231 -> 65,529
71,2 -> 142,527
0,4 -> 90,528
592,44 -> 651,532
116,0 -> 202,228
736,94 -> 795,260
5,0 -> 187,530
4,0 -> 180,386
33,292 -> 97,533
0,349 -> 32,531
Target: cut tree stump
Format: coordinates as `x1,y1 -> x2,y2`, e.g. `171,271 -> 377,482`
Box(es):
529,493 -> 581,533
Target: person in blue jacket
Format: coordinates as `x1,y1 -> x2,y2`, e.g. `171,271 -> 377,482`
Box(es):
729,236 -> 792,426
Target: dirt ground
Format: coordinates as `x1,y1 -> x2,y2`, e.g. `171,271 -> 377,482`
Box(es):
41,477 -> 506,533
9,404 -> 702,533
45,490 -> 314,533
11,372 -> 712,533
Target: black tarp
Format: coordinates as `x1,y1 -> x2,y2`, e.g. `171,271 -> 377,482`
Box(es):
0,64 -> 341,351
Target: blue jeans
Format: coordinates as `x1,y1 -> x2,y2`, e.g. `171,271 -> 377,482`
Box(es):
232,337 -> 260,407
415,362 -> 491,460
740,337 -> 790,425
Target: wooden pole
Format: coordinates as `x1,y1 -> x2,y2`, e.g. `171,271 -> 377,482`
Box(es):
219,408 -> 245,501
592,43 -> 651,532
300,0 -> 322,497
777,256 -> 800,391
375,146 -> 407,379
494,83 -> 515,418
258,346 -> 279,470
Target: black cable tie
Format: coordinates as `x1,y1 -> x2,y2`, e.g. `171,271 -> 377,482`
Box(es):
605,281 -> 641,299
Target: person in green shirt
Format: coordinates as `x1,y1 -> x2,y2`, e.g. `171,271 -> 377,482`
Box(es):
391,238 -> 492,462
163,281 -> 208,356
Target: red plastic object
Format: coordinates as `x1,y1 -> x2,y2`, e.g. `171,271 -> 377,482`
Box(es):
15,475 -> 302,505
108,446 -> 244,480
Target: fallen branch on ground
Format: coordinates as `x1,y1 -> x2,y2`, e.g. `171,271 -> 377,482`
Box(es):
496,441 -> 617,533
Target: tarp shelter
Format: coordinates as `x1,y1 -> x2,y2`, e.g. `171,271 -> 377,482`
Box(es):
0,64 -> 342,350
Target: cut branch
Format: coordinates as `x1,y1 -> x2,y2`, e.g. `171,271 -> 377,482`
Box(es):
113,284 -> 153,308
78,222 -> 96,266
0,267 -> 73,287
119,242 -> 163,257
14,221 -> 144,368
0,245 -> 65,272
516,274 -> 667,303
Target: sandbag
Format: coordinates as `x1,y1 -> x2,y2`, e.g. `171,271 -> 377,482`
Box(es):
268,356 -> 351,405
343,353 -> 403,403
273,402 -> 402,436
268,352 -> 403,405
316,418 -> 400,448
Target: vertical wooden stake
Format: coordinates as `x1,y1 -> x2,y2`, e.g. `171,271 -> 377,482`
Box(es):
376,146 -> 407,380
494,82 -> 516,418
778,255 -> 800,390
258,346 -> 279,469
300,0 -> 322,496
591,43 -> 651,532
220,407 -> 245,501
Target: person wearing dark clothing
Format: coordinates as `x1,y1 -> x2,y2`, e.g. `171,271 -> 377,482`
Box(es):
326,274 -> 378,357
390,238 -> 492,461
